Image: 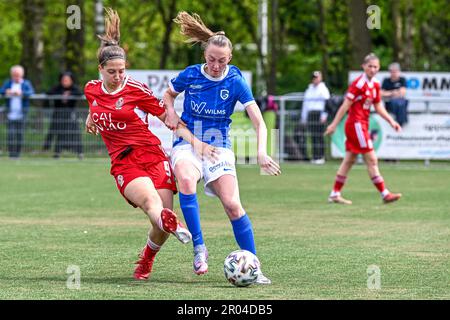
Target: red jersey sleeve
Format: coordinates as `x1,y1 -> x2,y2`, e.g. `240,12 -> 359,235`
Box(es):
84,82 -> 91,103
345,81 -> 360,101
128,80 -> 165,117
84,80 -> 98,107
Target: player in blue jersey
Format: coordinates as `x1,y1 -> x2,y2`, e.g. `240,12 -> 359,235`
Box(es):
162,12 -> 281,284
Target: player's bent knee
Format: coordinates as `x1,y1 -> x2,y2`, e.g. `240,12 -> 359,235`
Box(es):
223,202 -> 243,220
176,174 -> 198,192
367,158 -> 378,167
140,194 -> 163,216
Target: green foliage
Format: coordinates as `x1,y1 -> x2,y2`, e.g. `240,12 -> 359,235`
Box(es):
0,0 -> 449,93
0,0 -> 23,82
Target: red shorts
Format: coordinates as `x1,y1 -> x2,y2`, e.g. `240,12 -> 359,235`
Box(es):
110,145 -> 177,207
345,121 -> 374,154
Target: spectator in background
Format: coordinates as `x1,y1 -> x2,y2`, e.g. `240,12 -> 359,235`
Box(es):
300,71 -> 330,164
255,94 -> 279,114
44,72 -> 84,159
0,65 -> 35,159
381,62 -> 408,127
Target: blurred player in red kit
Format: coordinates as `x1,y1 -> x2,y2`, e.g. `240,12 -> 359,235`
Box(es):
325,53 -> 402,205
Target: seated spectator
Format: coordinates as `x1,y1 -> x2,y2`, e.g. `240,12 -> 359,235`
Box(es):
381,62 -> 408,127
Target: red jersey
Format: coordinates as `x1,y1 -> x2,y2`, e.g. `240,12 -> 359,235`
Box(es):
345,74 -> 381,125
84,76 -> 166,161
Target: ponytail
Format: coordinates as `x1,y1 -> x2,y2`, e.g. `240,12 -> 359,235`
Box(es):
173,11 -> 233,51
97,8 -> 126,66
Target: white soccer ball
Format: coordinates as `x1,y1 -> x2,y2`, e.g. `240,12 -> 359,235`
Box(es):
223,249 -> 260,287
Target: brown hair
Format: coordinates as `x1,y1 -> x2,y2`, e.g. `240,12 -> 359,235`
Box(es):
173,11 -> 232,51
97,8 -> 126,66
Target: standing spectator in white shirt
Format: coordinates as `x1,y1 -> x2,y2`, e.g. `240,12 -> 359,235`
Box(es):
301,71 -> 330,164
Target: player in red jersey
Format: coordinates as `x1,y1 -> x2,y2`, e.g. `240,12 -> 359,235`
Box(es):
84,8 -> 218,280
325,53 -> 402,205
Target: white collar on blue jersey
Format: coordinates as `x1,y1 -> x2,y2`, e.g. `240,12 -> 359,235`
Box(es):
200,64 -> 230,82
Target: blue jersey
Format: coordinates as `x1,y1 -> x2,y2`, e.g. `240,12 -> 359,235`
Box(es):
169,64 -> 255,149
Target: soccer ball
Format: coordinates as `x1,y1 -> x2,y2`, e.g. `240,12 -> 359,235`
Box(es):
223,249 -> 260,287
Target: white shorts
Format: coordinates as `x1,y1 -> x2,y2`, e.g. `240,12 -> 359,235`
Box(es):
170,144 -> 236,197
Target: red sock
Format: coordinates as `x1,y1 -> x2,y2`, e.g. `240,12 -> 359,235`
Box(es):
371,175 -> 386,193
333,175 -> 347,193
144,240 -> 161,259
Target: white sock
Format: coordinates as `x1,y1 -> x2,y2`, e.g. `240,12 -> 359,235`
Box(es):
147,239 -> 161,251
194,244 -> 206,252
330,191 -> 341,197
381,189 -> 390,198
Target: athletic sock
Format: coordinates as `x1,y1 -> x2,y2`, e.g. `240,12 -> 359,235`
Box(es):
147,239 -> 161,252
381,189 -> 390,198
144,239 -> 160,260
333,175 -> 347,193
231,214 -> 256,255
330,190 -> 341,197
371,175 -> 386,194
179,192 -> 204,247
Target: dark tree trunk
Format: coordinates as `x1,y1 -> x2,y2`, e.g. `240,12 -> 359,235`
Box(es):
230,0 -> 267,88
318,0 -> 329,79
21,0 -> 45,91
157,0 -> 177,69
391,0 -> 403,64
267,0 -> 278,95
403,1 -> 414,70
348,0 -> 371,69
65,0 -> 85,80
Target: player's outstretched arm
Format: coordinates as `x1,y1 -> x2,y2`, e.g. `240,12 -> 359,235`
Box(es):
374,102 -> 402,132
162,88 -> 182,130
85,112 -> 98,135
174,122 -> 219,163
157,108 -> 207,157
246,103 -> 281,176
324,98 -> 352,136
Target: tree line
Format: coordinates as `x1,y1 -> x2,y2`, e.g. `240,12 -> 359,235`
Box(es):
1,0 -> 449,96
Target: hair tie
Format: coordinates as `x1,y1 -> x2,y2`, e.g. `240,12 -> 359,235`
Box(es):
99,54 -> 126,66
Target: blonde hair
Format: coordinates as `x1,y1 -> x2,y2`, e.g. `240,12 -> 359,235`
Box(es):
363,52 -> 379,64
173,11 -> 232,51
97,8 -> 126,66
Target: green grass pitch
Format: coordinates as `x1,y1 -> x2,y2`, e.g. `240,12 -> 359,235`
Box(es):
0,158 -> 449,299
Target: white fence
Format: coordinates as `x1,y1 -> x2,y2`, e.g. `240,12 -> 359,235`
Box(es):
1,93 -> 450,161
272,93 -> 450,162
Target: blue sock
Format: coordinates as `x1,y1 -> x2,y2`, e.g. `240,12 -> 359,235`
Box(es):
179,192 -> 204,247
231,214 -> 256,255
